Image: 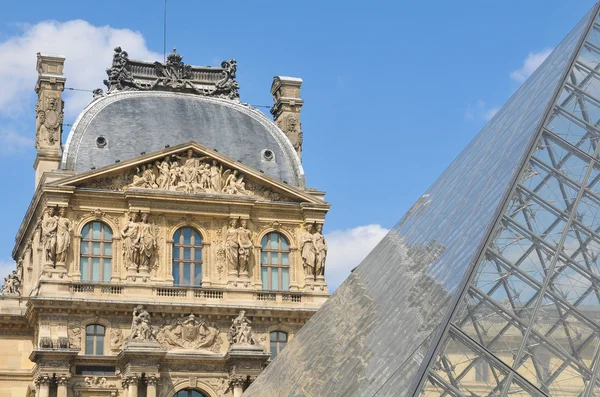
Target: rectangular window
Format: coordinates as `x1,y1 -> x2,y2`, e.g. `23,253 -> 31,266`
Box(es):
282,268 -> 289,291
271,268 -> 279,290
183,263 -> 191,284
173,263 -> 180,285
91,258 -> 100,281
261,267 -> 269,290
103,259 -> 112,281
194,264 -> 202,285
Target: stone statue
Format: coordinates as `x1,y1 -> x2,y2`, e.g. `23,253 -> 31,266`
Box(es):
223,170 -> 247,195
138,213 -> 157,271
130,305 -> 154,341
237,219 -> 253,274
228,310 -> 256,345
55,207 -> 72,264
121,212 -> 141,270
226,218 -> 239,274
314,224 -> 327,277
210,160 -> 223,192
1,270 -> 21,297
110,328 -> 124,351
41,207 -> 58,264
300,223 -> 317,279
156,158 -> 171,190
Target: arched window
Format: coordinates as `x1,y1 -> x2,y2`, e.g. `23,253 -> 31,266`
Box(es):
80,222 -> 113,282
174,389 -> 208,397
85,324 -> 105,355
270,331 -> 288,360
261,232 -> 290,291
172,227 -> 203,286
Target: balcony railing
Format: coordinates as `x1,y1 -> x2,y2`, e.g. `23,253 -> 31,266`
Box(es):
71,283 -> 123,294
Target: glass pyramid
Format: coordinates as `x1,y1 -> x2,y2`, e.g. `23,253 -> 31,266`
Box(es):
245,3 -> 600,397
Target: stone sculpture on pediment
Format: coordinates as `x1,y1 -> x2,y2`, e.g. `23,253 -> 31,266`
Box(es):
1,269 -> 21,297
156,314 -> 218,350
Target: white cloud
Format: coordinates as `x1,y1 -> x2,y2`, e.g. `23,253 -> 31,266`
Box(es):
465,100 -> 498,122
324,224 -> 389,291
0,20 -> 161,121
510,48 -> 553,83
0,128 -> 34,155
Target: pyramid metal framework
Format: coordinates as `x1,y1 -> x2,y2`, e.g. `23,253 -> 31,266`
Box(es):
244,3 -> 600,397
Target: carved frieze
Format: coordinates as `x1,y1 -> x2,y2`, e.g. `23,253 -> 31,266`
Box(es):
156,314 -> 218,350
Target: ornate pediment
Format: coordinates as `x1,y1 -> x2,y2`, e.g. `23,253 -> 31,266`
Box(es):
58,143 -> 319,203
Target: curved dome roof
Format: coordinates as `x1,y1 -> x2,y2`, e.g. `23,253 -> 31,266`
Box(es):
61,91 -> 305,187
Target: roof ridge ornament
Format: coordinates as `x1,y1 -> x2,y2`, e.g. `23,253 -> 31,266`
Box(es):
101,46 -> 240,101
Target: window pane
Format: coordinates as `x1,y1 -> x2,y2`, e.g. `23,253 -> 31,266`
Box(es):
193,230 -> 201,243
280,341 -> 286,351
103,260 -> 111,281
184,228 -> 191,244
82,224 -> 90,238
97,325 -> 105,335
270,235 -> 278,250
261,267 -> 269,290
85,336 -> 94,354
183,263 -> 191,284
104,226 -> 112,240
81,242 -> 89,255
194,248 -> 202,261
261,251 -> 268,264
81,258 -> 89,280
270,342 -> 278,360
86,325 -> 95,333
261,235 -> 268,248
92,242 -> 101,255
282,268 -> 289,291
104,243 -> 112,256
270,332 -> 278,341
194,264 -> 202,286
92,222 -> 101,239
96,335 -> 104,355
282,253 -> 289,266
173,247 -> 180,260
174,229 -> 181,242
184,248 -> 191,260
281,237 -> 289,250
173,263 -> 180,285
271,268 -> 279,290
92,258 -> 100,281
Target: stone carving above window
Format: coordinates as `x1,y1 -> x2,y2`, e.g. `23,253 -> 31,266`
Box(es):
156,313 -> 219,350
102,47 -> 240,100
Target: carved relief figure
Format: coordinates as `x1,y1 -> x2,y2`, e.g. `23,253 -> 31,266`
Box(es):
228,310 -> 257,345
41,207 -> 58,264
237,219 -> 252,274
314,224 -> 328,277
225,218 -> 239,274
300,223 -> 317,279
121,212 -> 141,270
36,96 -> 63,148
138,213 -> 157,271
130,305 -> 154,341
68,325 -> 81,349
156,314 -> 218,350
1,270 -> 21,297
210,160 -> 223,192
55,207 -> 72,264
110,328 -> 124,351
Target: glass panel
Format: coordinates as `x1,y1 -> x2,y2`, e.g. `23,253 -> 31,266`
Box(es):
184,248 -> 191,260
282,253 -> 289,266
91,258 -> 100,282
96,335 -> 104,355
545,111 -> 597,156
92,242 -> 101,255
271,253 -> 279,265
183,263 -> 191,285
194,248 -> 202,261
85,335 -> 94,354
173,247 -> 180,260
270,332 -> 278,341
104,243 -> 112,256
270,342 -> 278,360
86,325 -> 94,333
174,229 -> 181,242
281,237 -> 289,250
261,251 -> 268,264
193,230 -> 201,243
184,228 -> 191,245
271,268 -> 279,290
270,234 -> 278,250
103,259 -> 111,281
82,224 -> 90,238
80,257 -> 89,280
261,235 -> 268,248
92,222 -> 101,239
194,264 -> 202,286
80,242 -> 89,255
104,226 -> 112,240
282,268 -> 289,291
173,263 -> 180,285
261,267 -> 268,290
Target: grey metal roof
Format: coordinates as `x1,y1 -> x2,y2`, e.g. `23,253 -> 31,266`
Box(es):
61,91 -> 304,187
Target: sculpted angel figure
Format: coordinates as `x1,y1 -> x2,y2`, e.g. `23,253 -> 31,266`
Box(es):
138,213 -> 157,271
55,207 -> 73,264
223,170 -> 247,195
210,160 -> 223,192
121,212 -> 141,269
41,206 -> 58,264
237,219 -> 253,274
225,218 -> 239,274
314,224 -> 327,277
156,158 -> 172,190
130,305 -> 154,341
300,223 -> 317,279
199,163 -> 211,189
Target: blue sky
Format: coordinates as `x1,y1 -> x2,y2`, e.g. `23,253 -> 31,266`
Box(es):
0,0 -> 597,289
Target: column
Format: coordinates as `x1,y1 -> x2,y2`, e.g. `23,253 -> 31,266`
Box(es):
231,376 -> 244,397
57,374 -> 70,397
123,375 -> 139,397
146,375 -> 158,397
35,374 -> 51,397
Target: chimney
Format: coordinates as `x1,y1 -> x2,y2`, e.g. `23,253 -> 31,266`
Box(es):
33,53 -> 66,188
270,76 -> 304,160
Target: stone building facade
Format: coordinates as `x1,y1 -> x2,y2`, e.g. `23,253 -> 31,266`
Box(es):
0,49 -> 330,397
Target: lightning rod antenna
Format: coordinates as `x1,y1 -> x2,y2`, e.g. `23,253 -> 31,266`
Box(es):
163,0 -> 168,62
